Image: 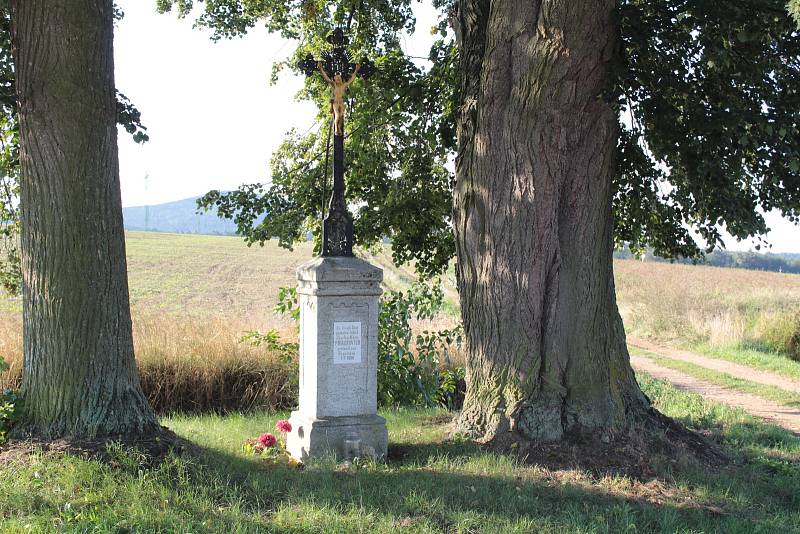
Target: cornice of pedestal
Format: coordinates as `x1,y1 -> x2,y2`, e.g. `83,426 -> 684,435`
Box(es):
296,256 -> 383,297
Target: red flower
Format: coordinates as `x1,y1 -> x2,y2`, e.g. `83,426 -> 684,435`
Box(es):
275,420 -> 292,433
258,433 -> 277,447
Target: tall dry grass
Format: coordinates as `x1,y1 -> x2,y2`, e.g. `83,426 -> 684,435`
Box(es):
133,313 -> 297,413
0,313 -> 21,390
614,259 -> 800,359
0,311 -> 298,413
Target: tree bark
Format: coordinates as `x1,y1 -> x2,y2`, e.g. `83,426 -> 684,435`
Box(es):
10,0 -> 159,438
453,0 -> 649,442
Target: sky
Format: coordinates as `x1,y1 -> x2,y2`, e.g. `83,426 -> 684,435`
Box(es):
114,0 -> 316,209
113,1 -> 799,254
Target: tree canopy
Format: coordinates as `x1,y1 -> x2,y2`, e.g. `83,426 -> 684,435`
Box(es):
154,0 -> 800,275
157,0 -> 458,276
0,1 -> 797,284
0,5 -> 19,293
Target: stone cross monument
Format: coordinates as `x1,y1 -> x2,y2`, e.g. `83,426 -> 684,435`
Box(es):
286,30 -> 387,462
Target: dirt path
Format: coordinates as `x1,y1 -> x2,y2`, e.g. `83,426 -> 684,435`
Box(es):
631,355 -> 800,435
628,337 -> 800,394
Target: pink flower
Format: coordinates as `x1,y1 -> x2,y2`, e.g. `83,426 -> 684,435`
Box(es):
258,433 -> 277,448
275,420 -> 292,433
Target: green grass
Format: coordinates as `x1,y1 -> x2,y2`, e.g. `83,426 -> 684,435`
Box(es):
686,342 -> 800,381
2,378 -> 799,533
632,347 -> 800,408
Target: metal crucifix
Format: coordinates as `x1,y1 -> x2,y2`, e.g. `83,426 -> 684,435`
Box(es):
299,28 -> 375,257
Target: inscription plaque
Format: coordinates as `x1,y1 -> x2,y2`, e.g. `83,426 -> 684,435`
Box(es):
333,321 -> 362,364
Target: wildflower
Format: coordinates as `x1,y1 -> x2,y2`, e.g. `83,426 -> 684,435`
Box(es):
275,419 -> 292,433
258,433 -> 277,448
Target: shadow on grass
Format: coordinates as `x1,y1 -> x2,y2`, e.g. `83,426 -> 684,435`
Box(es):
197,452 -> 663,531
737,340 -> 778,354
151,434 -> 788,533
5,418 -> 786,533
15,410 -> 788,532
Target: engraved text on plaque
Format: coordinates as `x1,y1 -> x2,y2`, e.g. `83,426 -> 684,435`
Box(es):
333,321 -> 362,364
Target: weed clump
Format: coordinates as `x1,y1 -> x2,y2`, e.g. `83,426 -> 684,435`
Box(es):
756,311 -> 800,361
0,356 -> 18,444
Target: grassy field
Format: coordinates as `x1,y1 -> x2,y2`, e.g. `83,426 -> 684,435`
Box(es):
2,232 -> 315,321
0,233 -> 314,406
2,231 -> 800,407
0,232 -> 464,407
1,376 -> 798,533
125,232 -> 313,323
615,259 -> 800,360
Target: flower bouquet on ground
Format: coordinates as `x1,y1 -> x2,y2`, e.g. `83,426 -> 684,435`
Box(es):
243,419 -> 302,467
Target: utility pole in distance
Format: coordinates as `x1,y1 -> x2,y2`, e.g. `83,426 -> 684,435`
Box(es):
144,172 -> 150,232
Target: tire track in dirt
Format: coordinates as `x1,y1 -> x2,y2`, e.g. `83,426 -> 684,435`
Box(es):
629,337 -> 800,394
630,355 -> 800,436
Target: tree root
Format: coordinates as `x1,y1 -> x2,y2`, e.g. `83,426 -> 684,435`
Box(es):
483,408 -> 728,481
0,426 -> 197,466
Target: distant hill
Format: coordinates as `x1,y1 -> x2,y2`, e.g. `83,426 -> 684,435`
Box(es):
123,196 -> 241,235
614,246 -> 800,274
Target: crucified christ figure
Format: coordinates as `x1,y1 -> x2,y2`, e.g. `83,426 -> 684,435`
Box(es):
318,62 -> 360,136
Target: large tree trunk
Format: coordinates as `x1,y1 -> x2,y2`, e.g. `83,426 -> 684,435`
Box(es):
11,0 -> 159,438
453,0 -> 650,442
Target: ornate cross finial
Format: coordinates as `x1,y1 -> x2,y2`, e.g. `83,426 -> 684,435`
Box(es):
298,29 -> 375,257
299,29 -> 375,136
300,28 -> 375,79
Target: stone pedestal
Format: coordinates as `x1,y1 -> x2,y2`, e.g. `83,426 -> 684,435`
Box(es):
287,256 -> 387,462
